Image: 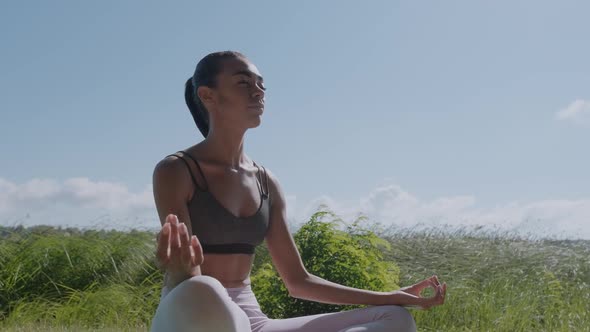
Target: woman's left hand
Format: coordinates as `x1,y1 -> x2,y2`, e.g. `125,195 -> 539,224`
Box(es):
396,275 -> 447,310
399,275 -> 440,298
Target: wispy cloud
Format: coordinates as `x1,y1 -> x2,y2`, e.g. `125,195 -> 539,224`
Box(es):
0,177 -> 155,230
295,183 -> 590,240
2,177 -> 590,239
0,177 -> 153,212
555,99 -> 590,126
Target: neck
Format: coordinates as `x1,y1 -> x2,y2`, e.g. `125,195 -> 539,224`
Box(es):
202,123 -> 249,170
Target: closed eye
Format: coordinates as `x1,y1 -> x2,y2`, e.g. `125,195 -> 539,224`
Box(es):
239,81 -> 267,91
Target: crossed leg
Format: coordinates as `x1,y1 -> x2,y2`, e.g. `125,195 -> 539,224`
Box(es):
150,275 -> 251,332
259,304 -> 417,332
150,275 -> 417,332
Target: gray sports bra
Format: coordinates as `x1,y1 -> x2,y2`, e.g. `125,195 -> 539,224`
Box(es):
166,151 -> 271,255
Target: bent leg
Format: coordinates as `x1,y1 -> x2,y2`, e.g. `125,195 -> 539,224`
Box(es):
335,305 -> 416,332
259,305 -> 416,332
150,275 -> 251,332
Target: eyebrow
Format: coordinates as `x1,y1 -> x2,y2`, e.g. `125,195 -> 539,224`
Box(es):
232,70 -> 264,82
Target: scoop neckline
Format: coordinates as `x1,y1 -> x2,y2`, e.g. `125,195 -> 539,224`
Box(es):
202,189 -> 266,220
189,180 -> 267,220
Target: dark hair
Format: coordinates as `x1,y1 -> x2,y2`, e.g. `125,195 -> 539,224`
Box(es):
185,51 -> 246,137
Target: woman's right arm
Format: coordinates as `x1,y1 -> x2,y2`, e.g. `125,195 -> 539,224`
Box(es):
152,156 -> 203,292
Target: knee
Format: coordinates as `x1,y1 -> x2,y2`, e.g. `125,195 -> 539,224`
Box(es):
151,275 -> 232,332
168,275 -> 231,311
175,275 -> 227,297
381,305 -> 417,332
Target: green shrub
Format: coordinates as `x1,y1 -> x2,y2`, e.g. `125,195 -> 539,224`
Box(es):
251,210 -> 400,318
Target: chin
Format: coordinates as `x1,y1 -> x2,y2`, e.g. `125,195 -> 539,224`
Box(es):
248,117 -> 262,129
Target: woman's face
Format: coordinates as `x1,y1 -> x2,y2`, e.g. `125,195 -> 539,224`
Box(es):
199,57 -> 266,128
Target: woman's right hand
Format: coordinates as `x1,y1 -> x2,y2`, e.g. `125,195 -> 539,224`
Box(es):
156,214 -> 204,279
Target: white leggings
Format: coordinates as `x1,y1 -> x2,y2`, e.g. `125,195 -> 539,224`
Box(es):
150,275 -> 417,332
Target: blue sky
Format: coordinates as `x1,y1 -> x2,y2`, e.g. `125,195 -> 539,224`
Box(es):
1,1 -> 589,238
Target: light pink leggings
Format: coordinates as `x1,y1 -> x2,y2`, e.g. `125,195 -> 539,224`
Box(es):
150,275 -> 417,332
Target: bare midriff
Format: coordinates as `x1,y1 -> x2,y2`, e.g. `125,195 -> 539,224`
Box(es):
200,253 -> 255,288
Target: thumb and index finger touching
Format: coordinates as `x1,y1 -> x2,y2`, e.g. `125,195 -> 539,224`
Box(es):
412,275 -> 440,293
415,275 -> 448,309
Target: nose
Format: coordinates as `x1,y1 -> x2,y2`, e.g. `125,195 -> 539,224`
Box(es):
252,83 -> 265,101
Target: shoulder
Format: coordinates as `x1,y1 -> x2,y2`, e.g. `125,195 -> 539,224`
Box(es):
151,151 -> 199,229
154,147 -> 203,177
153,153 -> 185,181
152,151 -> 195,200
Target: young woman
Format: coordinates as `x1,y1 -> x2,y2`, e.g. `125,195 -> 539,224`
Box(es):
149,51 -> 446,332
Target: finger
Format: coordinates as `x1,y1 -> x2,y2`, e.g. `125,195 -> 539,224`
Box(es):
437,285 -> 445,304
179,223 -> 193,266
425,288 -> 443,308
169,215 -> 181,252
167,213 -> 177,224
418,279 -> 437,296
437,284 -> 443,296
426,279 -> 438,291
416,278 -> 432,288
413,278 -> 434,291
191,235 -> 204,265
155,223 -> 171,269
430,275 -> 441,287
167,214 -> 179,230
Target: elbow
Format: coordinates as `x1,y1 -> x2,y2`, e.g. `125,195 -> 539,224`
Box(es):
287,288 -> 298,298
286,273 -> 311,298
287,283 -> 301,299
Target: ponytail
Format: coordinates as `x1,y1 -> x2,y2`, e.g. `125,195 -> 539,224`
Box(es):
185,77 -> 209,138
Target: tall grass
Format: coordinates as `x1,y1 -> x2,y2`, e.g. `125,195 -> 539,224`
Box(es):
381,226 -> 590,331
0,226 -> 162,329
0,223 -> 588,331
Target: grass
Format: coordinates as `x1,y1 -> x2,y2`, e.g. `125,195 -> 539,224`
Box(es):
381,226 -> 590,331
0,222 -> 588,331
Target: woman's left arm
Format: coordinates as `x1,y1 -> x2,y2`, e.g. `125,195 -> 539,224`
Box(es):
289,273 -> 421,306
263,169 -> 431,307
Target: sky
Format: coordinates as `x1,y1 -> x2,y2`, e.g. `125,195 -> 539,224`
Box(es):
1,1 -> 589,238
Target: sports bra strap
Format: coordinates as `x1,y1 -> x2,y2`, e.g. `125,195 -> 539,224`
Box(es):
165,152 -> 206,192
253,162 -> 270,199
178,151 -> 210,191
170,151 -> 269,199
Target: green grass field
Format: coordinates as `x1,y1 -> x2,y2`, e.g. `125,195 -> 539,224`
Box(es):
0,222 -> 588,331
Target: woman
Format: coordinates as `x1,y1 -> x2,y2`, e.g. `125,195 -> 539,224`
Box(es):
149,51 -> 446,332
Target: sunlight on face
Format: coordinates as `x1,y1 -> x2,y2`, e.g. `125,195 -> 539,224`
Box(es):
209,57 -> 266,127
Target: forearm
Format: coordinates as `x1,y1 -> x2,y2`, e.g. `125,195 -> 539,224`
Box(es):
289,274 -> 417,306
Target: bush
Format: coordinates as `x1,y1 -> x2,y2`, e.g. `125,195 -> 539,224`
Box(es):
251,209 -> 400,318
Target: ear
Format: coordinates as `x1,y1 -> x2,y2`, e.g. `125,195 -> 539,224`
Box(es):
197,85 -> 215,105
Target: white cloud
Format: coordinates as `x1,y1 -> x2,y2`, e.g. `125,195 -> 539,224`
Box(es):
555,99 -> 590,126
2,177 -> 590,239
295,183 -> 590,240
0,177 -> 153,212
0,177 -> 155,230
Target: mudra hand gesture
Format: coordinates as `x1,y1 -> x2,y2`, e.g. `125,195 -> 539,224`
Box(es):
396,275 -> 447,310
156,214 -> 203,278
